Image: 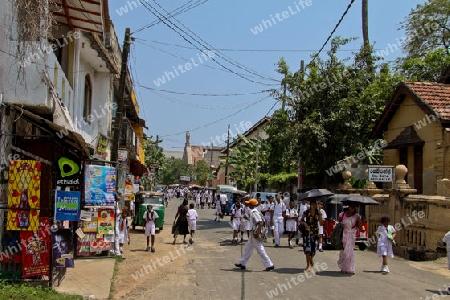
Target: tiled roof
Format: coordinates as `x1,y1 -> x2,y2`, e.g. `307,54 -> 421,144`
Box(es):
404,82 -> 450,121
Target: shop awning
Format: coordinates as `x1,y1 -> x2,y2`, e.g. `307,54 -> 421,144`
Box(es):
6,104 -> 90,157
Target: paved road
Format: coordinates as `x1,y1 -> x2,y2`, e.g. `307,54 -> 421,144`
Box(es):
147,198 -> 450,300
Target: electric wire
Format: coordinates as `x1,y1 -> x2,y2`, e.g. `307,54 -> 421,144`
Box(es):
137,83 -> 268,97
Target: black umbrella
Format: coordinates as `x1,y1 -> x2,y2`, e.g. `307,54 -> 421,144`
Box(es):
340,195 -> 380,205
298,189 -> 334,200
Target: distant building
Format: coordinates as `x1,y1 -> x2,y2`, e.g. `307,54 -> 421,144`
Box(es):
163,149 -> 184,160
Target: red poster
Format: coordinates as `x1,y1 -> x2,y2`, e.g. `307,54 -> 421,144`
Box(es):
20,217 -> 50,278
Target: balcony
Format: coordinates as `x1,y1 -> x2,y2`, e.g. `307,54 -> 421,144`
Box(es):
119,118 -> 137,159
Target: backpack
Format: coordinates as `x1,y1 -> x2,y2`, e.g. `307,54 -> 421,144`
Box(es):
252,210 -> 268,240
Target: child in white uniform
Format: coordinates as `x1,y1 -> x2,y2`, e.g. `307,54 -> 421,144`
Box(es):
376,216 -> 396,273
186,203 -> 198,244
285,201 -> 298,248
144,205 -> 159,252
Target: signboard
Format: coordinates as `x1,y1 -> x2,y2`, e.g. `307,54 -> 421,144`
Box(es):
55,191 -> 81,221
52,229 -> 74,268
21,217 -> 51,278
89,238 -> 112,252
57,156 -> 81,191
7,160 -> 41,231
84,165 -> 116,206
180,176 -> 190,181
368,166 -> 394,182
97,209 -> 114,235
118,150 -> 128,162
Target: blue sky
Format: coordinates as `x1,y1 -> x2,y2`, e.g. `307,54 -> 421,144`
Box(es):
109,0 -> 426,150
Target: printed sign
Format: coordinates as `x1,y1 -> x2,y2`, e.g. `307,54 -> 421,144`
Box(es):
55,191 -> 81,221
57,156 -> 81,190
97,209 -> 114,235
368,166 -> 394,182
7,160 -> 41,231
118,150 -> 128,162
84,165 -> 116,206
180,176 -> 190,181
94,135 -> 108,159
21,217 -> 51,278
89,238 -> 112,252
52,229 -> 74,268
81,211 -> 98,233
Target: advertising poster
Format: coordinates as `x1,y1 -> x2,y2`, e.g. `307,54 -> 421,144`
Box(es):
94,135 -> 108,159
21,217 -> 51,278
81,211 -> 98,233
76,232 -> 97,256
52,229 -> 74,268
55,191 -> 81,221
89,237 -> 112,252
56,156 -> 81,191
97,209 -> 114,235
84,165 -> 116,206
7,160 -> 41,231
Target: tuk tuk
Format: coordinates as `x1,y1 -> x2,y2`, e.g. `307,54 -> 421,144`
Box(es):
132,191 -> 165,231
322,194 -> 368,250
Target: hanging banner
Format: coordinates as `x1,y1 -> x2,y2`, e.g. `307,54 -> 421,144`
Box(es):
52,229 -> 74,268
7,160 -> 41,231
84,165 -> 116,206
97,209 -> 114,235
94,135 -> 108,159
21,217 -> 51,278
118,150 -> 128,162
55,191 -> 81,221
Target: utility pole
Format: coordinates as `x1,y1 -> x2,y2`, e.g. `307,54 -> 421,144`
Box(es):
362,0 -> 369,50
254,128 -> 260,193
297,60 -> 305,195
224,124 -> 230,185
111,28 -> 131,163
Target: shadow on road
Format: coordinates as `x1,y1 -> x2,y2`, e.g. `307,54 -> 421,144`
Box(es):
362,270 -> 382,274
315,270 -> 349,277
425,289 -> 449,295
272,267 -> 301,274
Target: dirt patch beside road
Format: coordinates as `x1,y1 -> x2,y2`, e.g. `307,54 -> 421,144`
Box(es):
111,225 -> 192,299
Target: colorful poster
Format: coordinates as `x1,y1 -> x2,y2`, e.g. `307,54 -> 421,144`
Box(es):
84,165 -> 116,206
56,156 -> 81,191
97,209 -> 114,235
55,191 -> 81,221
52,229 -> 74,268
21,217 -> 51,278
89,238 -> 112,252
94,135 -> 108,159
7,160 -> 41,231
81,211 -> 98,233
76,232 -> 97,256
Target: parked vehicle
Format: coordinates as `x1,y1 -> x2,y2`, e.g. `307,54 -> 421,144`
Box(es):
322,194 -> 368,250
250,192 -> 278,205
132,191 -> 165,231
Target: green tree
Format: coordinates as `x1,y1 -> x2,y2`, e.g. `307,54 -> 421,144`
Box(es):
278,37 -> 400,185
159,158 -> 192,185
194,160 -> 210,186
397,48 -> 450,81
143,136 -> 166,186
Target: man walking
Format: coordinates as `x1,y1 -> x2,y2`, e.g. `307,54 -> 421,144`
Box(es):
234,199 -> 274,271
273,194 -> 286,247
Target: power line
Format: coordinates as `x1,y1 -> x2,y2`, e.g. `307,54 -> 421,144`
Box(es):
159,95 -> 272,137
136,39 -> 378,53
136,83 -> 269,97
138,1 -> 279,86
309,0 -> 357,66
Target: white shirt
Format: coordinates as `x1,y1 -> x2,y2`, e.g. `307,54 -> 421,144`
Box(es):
220,193 -> 228,205
283,197 -> 290,207
231,204 -> 244,218
286,207 -> 298,219
144,210 -> 159,224
443,231 -> 450,250
319,208 -> 327,219
262,201 -> 274,218
273,201 -> 286,218
186,209 -> 198,221
250,207 -> 263,231
297,203 -> 309,219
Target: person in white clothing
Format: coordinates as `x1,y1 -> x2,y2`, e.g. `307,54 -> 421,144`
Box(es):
234,199 -> 274,271
261,195 -> 275,240
144,205 -> 159,252
273,194 -> 286,247
219,191 -> 228,218
444,231 -> 450,270
376,216 -> 396,273
296,198 -> 310,245
186,203 -> 198,244
317,201 -> 327,252
231,198 -> 245,243
195,192 -> 201,209
241,203 -> 251,241
214,194 -> 222,222
117,209 -> 130,253
285,201 -> 298,249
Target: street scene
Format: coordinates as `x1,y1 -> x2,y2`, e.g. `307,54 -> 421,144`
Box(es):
1,0 -> 450,299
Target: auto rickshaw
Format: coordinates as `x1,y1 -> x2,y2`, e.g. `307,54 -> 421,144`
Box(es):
132,191 -> 165,231
322,194 -> 368,250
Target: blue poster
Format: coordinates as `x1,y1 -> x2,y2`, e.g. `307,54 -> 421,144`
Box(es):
55,191 -> 81,221
84,165 -> 116,206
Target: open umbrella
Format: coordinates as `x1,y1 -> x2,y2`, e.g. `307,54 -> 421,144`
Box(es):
298,189 -> 334,200
340,195 -> 380,205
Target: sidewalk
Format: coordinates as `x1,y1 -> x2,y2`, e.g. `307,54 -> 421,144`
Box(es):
54,257 -> 116,300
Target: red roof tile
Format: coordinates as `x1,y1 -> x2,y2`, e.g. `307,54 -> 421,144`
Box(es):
404,82 -> 450,120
